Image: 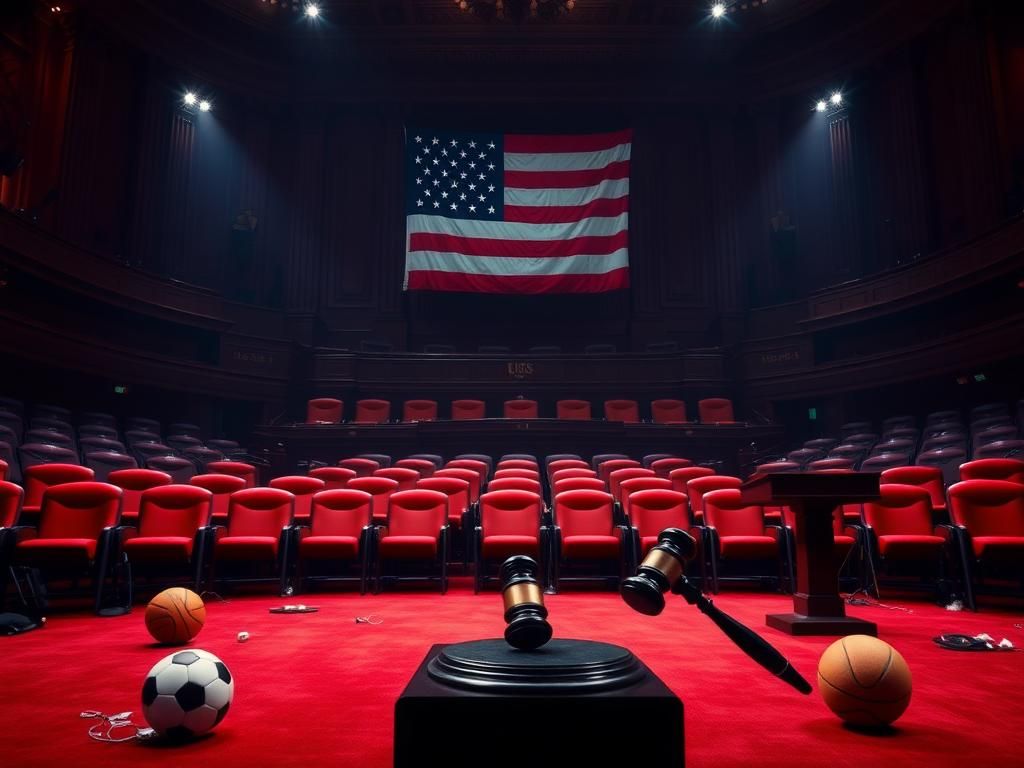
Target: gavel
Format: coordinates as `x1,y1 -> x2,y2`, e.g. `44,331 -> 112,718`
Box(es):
500,555 -> 552,651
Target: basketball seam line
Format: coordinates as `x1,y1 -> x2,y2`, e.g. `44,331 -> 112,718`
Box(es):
817,673 -> 910,705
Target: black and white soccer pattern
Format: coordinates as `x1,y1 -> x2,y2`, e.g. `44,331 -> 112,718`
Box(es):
142,649 -> 234,739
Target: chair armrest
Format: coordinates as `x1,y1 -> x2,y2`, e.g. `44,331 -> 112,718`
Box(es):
117,524 -> 138,541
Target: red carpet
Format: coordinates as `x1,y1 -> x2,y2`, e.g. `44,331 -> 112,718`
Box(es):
2,582 -> 1023,767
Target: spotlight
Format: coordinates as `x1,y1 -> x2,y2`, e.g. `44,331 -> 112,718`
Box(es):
304,3 -> 320,17
183,92 -> 197,107
711,3 -> 726,18
815,100 -> 827,112
199,100 -> 212,112
830,91 -> 843,106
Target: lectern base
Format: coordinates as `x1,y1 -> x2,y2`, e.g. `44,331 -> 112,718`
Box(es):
767,612 -> 878,636
396,639 -> 684,766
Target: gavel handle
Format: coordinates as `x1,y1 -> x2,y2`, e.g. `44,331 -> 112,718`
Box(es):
673,578 -> 812,695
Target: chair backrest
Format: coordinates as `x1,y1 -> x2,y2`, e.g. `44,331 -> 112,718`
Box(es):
554,489 -> 616,536
338,457 -> 380,477
23,463 -> 95,508
628,489 -> 690,536
609,467 -> 656,503
269,476 -> 327,521
446,459 -> 489,485
548,460 -> 591,481
651,399 -> 687,424
451,399 -> 486,420
592,453 -> 630,471
0,457 -> 5,482
545,453 -> 583,468
168,423 -> 201,439
19,443 -> 80,470
975,440 -> 1024,460
496,459 -> 539,472
698,398 -> 735,424
971,402 -> 1009,421
551,467 -> 598,486
189,473 -> 247,521
641,453 -> 675,468
166,435 -> 204,454
553,477 -> 607,496
493,468 -> 541,481
504,399 -> 539,418
416,476 -> 471,523
803,438 -> 839,452
844,432 -> 880,447
926,410 -> 961,426
395,458 -> 436,478
859,453 -> 910,473
862,484 -> 934,537
668,466 -> 715,493
479,490 -> 543,536
206,460 -> 258,488
500,453 -> 539,464
309,489 -> 373,537
0,409 -> 24,442
25,429 -> 74,447
788,448 -> 825,466
226,488 -> 294,536
871,439 -> 915,457
958,458 -> 1024,484
137,485 -> 212,538
618,477 -> 673,516
0,480 -> 23,528
650,458 -> 693,478
598,458 -> 642,484
487,477 -> 543,495
107,468 -> 173,519
686,475 -> 743,517
354,399 -> 391,424
309,466 -> 357,489
403,399 -> 438,422
754,461 -> 801,474
433,468 -> 481,503
947,479 -> 1024,537
124,429 -> 161,447
83,451 -> 138,482
880,466 -> 945,511
79,436 -> 127,456
128,417 -> 161,434
30,416 -> 74,435
604,399 -> 639,423
37,481 -> 122,541
206,439 -> 241,453
408,453 -> 445,469
557,399 -> 591,420
374,467 -> 420,491
916,446 -> 968,487
79,424 -> 118,440
183,446 -> 225,471
306,398 -> 344,424
146,455 -> 197,484
346,476 -> 400,521
808,457 -> 857,472
701,489 -> 767,536
386,489 -> 448,537
455,454 -> 493,474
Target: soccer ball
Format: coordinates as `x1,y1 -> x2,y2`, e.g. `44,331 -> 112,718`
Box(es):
141,649 -> 234,739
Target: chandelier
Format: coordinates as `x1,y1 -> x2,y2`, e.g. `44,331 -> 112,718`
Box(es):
455,0 -> 576,22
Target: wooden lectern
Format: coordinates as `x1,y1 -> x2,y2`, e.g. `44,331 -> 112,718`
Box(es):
741,472 -> 880,636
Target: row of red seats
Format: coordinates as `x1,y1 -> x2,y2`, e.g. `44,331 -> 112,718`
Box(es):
305,397 -> 737,424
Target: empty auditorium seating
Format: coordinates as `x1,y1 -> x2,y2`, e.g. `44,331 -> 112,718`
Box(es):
166,435 -> 203,454
146,455 -> 197,484
19,443 -> 80,471
493,468 -> 541,482
650,457 -> 693,478
641,453 -> 675,468
376,489 -> 450,593
959,458 -> 1024,484
416,476 -> 472,531
20,463 -> 95,522
183,446 -> 225,472
206,460 -> 258,488
306,398 -> 344,424
975,440 -> 1024,460
860,453 -> 910,473
451,400 -> 486,420
408,453 -> 445,469
946,479 -> 1024,610
309,466 -> 357,490
685,475 -> 743,525
374,467 -> 420,491
190,473 -> 247,526
668,466 -> 715,494
358,453 -> 393,468
212,487 -> 295,594
446,458 -> 489,488
338,458 -> 380,477
807,457 -> 856,472
394,458 -> 436,478
881,466 -> 947,517
83,451 -> 138,482
475,489 -> 548,591
355,399 -> 391,424
121,485 -> 213,592
551,489 -> 626,591
434,468 -> 481,505
346,476 -> 400,525
297,489 -> 374,594
501,453 -> 539,465
604,399 -> 640,423
608,467 -> 656,505
755,461 -> 801,474
701,488 -> 788,594
557,399 -> 591,420
916,447 -> 968,487
504,399 -> 539,418
597,458 -> 641,483
592,453 -> 630,472
617,476 -> 672,517
488,477 -> 543,495
403,399 -> 438,422
496,459 -> 538,472
650,399 -> 686,424
454,453 -> 494,475
269,476 -> 327,523
553,477 -> 606,496
107,468 -> 172,525
698,398 -> 736,424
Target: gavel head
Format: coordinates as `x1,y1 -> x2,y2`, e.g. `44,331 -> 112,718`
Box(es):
500,555 -> 552,651
619,528 -> 697,616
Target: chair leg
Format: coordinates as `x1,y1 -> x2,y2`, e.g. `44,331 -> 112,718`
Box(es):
956,532 -> 977,611
864,544 -> 881,599
374,551 -> 383,595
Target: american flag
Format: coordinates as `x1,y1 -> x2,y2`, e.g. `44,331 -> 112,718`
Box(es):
404,128 -> 630,294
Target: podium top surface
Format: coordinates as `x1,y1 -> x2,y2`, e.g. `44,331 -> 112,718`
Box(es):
741,472 -> 881,504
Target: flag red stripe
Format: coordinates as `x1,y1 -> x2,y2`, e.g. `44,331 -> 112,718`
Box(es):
504,130 -> 633,154
409,230 -> 628,258
406,268 -> 630,294
504,196 -> 630,224
504,160 -> 630,190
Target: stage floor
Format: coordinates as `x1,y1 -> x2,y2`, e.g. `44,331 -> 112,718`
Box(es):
2,583 -> 1023,767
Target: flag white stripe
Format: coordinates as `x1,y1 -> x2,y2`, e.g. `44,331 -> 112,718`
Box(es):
503,142 -> 632,172
406,212 -> 629,241
406,250 -> 629,276
503,178 -> 629,207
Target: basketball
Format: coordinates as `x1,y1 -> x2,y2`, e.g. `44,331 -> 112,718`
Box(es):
145,588 -> 206,645
817,635 -> 912,727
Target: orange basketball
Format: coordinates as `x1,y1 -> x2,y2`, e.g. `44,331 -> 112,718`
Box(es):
144,588 -> 206,645
817,634 -> 912,727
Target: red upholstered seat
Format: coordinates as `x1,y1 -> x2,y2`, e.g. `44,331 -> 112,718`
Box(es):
552,489 -> 624,590
190,473 -> 247,525
618,477 -> 672,517
698,397 -> 736,424
434,468 -> 481,504
121,536 -> 193,560
496,459 -> 538,472
488,477 -> 543,494
686,475 -> 742,525
650,457 -> 693,478
18,536 -> 98,562
504,399 -> 539,418
377,535 -> 437,558
626,489 -> 691,561
374,467 -> 420,491
337,458 -> 380,477
376,489 -> 450,593
562,534 -> 620,559
299,535 -> 360,559
213,488 -> 294,593
608,467 -> 655,506
306,397 -> 343,424
881,465 -> 946,514
604,399 -> 640,423
21,463 -> 95,520
295,488 -> 373,592
668,466 -> 714,494
394,459 -> 436,478
969,536 -> 1024,558
416,476 -> 471,527
493,468 -> 540,481
121,485 -> 211,584
354,399 -> 391,424
215,535 -> 279,560
476,490 -> 545,587
346,476 -> 399,525
107,468 -> 172,525
701,488 -> 786,593
0,480 -> 23,528
651,399 -> 687,424
309,466 -> 357,490
553,477 -> 606,496
557,399 -> 592,420
958,459 -> 1024,485
269,476 -> 326,523
875,534 -> 945,558
206,460 -> 258,488
451,400 -> 486,420
598,458 -> 641,484
403,399 -> 438,422
551,466 -> 597,484
717,535 -> 781,558
481,534 -> 541,560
